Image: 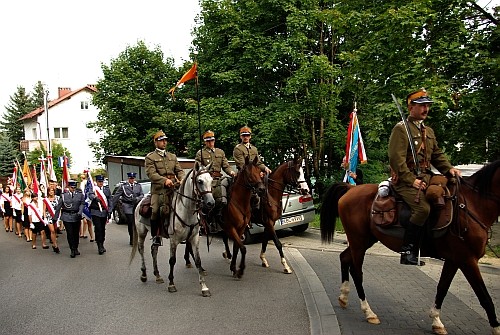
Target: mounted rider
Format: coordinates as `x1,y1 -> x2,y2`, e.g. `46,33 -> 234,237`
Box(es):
388,88 -> 461,265
145,130 -> 185,246
195,130 -> 236,231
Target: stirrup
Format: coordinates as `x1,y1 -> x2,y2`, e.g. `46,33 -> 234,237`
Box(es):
151,236 -> 162,246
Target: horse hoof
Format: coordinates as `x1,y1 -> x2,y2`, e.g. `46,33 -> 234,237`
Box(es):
367,316 -> 380,325
261,262 -> 270,268
432,326 -> 448,335
140,276 -> 147,283
185,263 -> 193,268
283,268 -> 293,274
338,297 -> 348,309
202,289 -> 211,297
168,285 -> 177,293
156,277 -> 164,284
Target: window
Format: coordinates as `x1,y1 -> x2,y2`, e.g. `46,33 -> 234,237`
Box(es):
81,101 -> 89,109
53,127 -> 69,139
32,128 -> 37,139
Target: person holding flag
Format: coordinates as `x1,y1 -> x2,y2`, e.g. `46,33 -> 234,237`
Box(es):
43,187 -> 60,253
53,180 -> 85,258
12,186 -> 24,237
343,107 -> 367,185
1,185 -> 14,232
86,175 -> 111,255
80,171 -> 94,241
28,193 -> 49,250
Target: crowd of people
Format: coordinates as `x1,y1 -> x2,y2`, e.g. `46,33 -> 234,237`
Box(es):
0,175 -> 116,258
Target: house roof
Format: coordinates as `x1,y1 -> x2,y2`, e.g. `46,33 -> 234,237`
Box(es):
19,84 -> 98,121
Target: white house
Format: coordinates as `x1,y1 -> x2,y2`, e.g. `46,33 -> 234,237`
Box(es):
20,85 -> 102,174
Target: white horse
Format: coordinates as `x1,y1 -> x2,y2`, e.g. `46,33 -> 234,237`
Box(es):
130,163 -> 214,296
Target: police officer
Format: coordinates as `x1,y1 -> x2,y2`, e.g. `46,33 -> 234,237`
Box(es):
145,130 -> 185,246
53,180 -> 85,258
196,130 -> 236,230
389,88 -> 461,265
87,175 -> 112,254
110,172 -> 144,245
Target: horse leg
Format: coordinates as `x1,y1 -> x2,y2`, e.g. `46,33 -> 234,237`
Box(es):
151,243 -> 164,284
429,260 -> 458,335
184,241 -> 193,268
222,232 -> 232,260
458,260 -> 500,334
260,229 -> 270,268
190,235 -> 211,297
168,240 -> 178,293
347,247 -> 380,325
261,226 -> 292,274
338,247 -> 352,308
138,233 -> 148,282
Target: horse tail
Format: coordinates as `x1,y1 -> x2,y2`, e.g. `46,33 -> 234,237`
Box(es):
320,182 -> 351,243
129,207 -> 140,266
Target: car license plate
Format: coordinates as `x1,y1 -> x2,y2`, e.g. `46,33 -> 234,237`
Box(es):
281,215 -> 304,225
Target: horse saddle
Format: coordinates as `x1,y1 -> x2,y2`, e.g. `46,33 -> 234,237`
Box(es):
371,175 -> 455,232
139,194 -> 152,218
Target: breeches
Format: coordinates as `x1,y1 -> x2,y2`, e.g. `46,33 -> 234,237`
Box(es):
150,192 -> 172,221
92,216 -> 106,243
393,184 -> 430,226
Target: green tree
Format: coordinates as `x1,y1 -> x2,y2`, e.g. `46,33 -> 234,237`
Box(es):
0,132 -> 19,176
0,86 -> 32,145
27,142 -> 71,183
89,41 -> 182,161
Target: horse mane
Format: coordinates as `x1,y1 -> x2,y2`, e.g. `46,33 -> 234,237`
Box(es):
178,168 -> 194,197
467,159 -> 500,195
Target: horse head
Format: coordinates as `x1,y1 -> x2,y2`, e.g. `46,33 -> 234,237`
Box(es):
271,156 -> 310,195
243,155 -> 266,196
193,161 -> 215,210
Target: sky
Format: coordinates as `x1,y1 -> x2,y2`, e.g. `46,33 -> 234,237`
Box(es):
0,0 -> 497,117
0,0 -> 200,114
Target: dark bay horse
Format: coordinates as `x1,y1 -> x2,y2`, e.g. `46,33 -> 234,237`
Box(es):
220,156 -> 265,278
130,163 -> 214,296
256,157 -> 309,273
320,160 -> 500,335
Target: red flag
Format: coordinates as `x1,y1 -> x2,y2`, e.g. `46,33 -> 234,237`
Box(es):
31,166 -> 39,194
61,156 -> 70,190
168,63 -> 197,98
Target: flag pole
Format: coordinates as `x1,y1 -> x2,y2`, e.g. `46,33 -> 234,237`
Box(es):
196,77 -> 202,153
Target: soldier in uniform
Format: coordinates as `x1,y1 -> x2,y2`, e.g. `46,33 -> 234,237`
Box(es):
195,130 -> 236,231
233,126 -> 271,211
389,88 -> 461,265
145,130 -> 185,246
87,175 -> 112,254
53,180 -> 85,258
110,172 -> 144,245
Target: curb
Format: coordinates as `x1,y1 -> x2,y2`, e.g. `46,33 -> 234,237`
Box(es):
286,247 -> 341,335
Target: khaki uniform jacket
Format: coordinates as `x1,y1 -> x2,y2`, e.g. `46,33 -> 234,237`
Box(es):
145,149 -> 185,195
233,143 -> 267,172
389,119 -> 453,187
195,147 -> 234,176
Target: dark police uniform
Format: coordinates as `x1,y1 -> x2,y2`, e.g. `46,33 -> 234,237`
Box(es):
110,173 -> 144,245
87,176 -> 112,254
53,182 -> 85,258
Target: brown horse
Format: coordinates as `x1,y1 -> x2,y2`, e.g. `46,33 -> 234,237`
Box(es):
220,155 -> 265,278
258,157 -> 310,273
320,160 -> 500,335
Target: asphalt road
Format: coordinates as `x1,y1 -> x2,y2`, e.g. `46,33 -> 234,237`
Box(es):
0,221 -> 498,335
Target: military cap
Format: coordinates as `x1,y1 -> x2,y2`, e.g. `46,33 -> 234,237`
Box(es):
153,130 -> 167,141
407,88 -> 434,105
68,180 -> 77,187
127,172 -> 137,178
239,126 -> 252,135
95,175 -> 105,182
203,130 -> 215,141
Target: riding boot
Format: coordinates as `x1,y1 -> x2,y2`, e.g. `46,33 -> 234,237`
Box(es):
400,222 -> 425,266
150,219 -> 162,246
